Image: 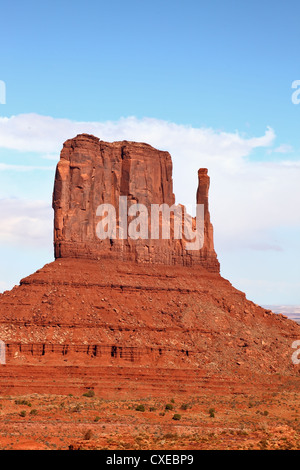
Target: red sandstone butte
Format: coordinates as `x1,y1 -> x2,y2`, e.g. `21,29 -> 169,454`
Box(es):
52,134 -> 220,271
0,134 -> 299,398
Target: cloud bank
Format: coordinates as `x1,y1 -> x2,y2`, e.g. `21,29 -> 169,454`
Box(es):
0,113 -> 299,254
0,199 -> 52,246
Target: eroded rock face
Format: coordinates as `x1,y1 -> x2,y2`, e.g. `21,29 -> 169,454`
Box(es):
1,134 -> 300,398
52,134 -> 220,272
0,257 -> 300,397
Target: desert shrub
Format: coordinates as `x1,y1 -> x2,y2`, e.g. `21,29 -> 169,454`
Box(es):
135,404 -> 145,412
15,399 -> 32,407
29,409 -> 38,416
180,403 -> 190,410
209,407 -> 215,418
172,414 -> 181,421
83,390 -> 95,398
20,410 -> 26,417
165,403 -> 174,411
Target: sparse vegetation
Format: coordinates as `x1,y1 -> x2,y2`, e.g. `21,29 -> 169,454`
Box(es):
135,404 -> 145,412
82,390 -> 95,398
0,389 -> 299,449
180,403 -> 190,410
172,414 -> 181,421
15,399 -> 32,407
165,403 -> 174,411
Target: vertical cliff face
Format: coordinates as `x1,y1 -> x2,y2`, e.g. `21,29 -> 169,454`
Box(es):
53,134 -> 220,271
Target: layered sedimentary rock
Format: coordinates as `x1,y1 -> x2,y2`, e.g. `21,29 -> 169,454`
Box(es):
53,134 -> 220,272
0,134 -> 300,398
0,257 -> 300,397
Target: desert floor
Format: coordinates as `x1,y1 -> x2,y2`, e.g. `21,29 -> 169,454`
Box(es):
0,384 -> 299,450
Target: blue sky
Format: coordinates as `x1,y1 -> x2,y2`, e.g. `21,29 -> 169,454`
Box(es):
0,0 -> 299,306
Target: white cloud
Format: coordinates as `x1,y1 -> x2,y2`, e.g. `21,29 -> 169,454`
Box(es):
41,153 -> 60,161
0,198 -> 52,246
0,163 -> 55,171
0,113 -> 275,156
273,144 -> 294,154
0,113 -> 299,253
